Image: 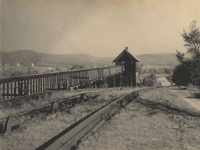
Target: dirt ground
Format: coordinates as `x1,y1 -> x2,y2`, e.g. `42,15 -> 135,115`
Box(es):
170,86 -> 200,112
77,87 -> 200,150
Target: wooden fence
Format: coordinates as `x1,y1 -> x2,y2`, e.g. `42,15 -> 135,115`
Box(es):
0,65 -> 124,99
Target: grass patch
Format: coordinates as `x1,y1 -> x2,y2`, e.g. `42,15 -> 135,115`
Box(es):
77,88 -> 200,150
139,87 -> 200,114
0,88 -> 118,119
0,87 -> 137,150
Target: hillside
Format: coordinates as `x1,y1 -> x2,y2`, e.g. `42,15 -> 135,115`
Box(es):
0,50 -> 114,67
136,53 -> 178,66
0,50 -> 178,67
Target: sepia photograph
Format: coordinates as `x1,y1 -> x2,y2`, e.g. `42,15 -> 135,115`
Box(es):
1,0 -> 200,149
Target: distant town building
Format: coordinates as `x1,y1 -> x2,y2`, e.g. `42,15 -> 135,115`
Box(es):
16,63 -> 20,67
3,67 -> 7,71
4,63 -> 9,67
31,63 -> 35,67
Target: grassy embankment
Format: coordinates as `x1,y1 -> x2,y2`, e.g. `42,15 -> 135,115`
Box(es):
0,87 -> 137,150
77,87 -> 200,150
0,89 -> 104,119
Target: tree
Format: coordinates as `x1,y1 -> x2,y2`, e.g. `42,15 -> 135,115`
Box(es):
172,61 -> 192,86
175,50 -> 185,62
149,68 -> 154,74
153,68 -> 158,74
181,20 -> 200,58
172,20 -> 200,86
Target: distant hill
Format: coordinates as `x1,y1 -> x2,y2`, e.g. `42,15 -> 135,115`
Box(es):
0,50 -> 179,67
0,50 -> 114,67
136,53 -> 178,66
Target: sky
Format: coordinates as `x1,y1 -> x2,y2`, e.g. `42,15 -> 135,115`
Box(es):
1,0 -> 200,57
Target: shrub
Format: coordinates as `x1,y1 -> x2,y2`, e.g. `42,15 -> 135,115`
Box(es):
55,67 -> 62,72
10,71 -> 22,76
27,67 -> 39,74
164,68 -> 172,74
143,73 -> 160,87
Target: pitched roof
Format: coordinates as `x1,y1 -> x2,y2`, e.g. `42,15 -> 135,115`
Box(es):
113,48 -> 140,62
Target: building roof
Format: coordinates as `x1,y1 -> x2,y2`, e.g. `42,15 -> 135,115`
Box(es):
113,47 -> 140,63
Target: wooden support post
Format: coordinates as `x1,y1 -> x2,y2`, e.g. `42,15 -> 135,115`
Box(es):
3,81 -> 5,99
48,75 -> 51,91
30,78 -> 32,95
55,75 -> 57,89
10,81 -> 13,98
135,74 -> 137,87
45,76 -> 47,92
120,74 -> 122,87
33,78 -> 35,94
27,79 -> 30,95
104,78 -> 106,88
42,77 -> 44,92
99,80 -> 101,88
52,75 -> 54,90
36,78 -> 38,93
130,75 -> 133,87
107,77 -> 109,88
14,80 -> 16,97
126,76 -> 128,87
113,76 -> 115,87
7,82 -> 9,99
91,81 -> 94,89
95,81 -> 97,88
49,76 -> 51,91
88,81 -> 91,89
22,80 -> 25,95
40,77 -> 43,93
57,74 -> 59,90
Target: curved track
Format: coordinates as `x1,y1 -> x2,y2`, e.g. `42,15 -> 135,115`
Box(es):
0,87 -> 130,134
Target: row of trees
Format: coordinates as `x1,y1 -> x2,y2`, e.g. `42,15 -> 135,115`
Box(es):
140,67 -> 173,74
172,20 -> 200,86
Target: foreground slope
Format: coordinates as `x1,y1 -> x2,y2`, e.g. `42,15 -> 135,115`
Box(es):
78,87 -> 200,150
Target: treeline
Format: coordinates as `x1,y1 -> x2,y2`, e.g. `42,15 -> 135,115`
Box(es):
0,67 -> 40,78
140,67 -> 173,75
0,63 -> 112,78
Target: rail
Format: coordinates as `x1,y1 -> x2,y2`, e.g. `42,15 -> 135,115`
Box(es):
1,88 -> 120,134
36,88 -> 148,150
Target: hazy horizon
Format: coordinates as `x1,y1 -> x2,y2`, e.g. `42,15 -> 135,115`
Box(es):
1,0 -> 200,57
0,49 -> 176,57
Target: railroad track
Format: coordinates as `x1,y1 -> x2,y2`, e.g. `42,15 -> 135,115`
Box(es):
35,87 -> 150,150
0,87 -> 125,134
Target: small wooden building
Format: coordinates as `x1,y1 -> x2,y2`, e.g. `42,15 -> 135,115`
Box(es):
113,47 -> 140,86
